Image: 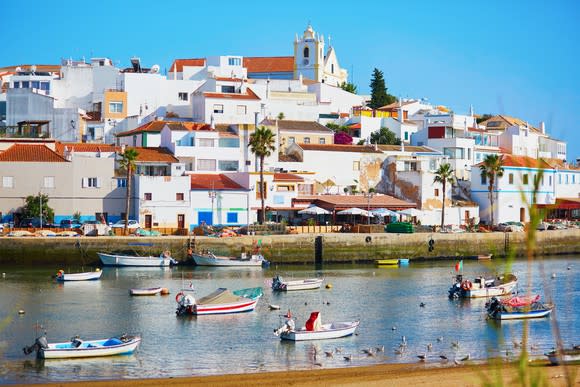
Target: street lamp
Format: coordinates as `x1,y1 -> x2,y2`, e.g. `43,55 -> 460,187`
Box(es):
208,183 -> 217,226
365,190 -> 375,225
247,185 -> 255,231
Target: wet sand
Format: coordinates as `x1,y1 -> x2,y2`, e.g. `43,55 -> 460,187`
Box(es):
12,362 -> 578,387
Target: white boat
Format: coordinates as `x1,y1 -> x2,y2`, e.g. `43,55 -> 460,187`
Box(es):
486,295 -> 554,320
275,312 -> 359,341
176,287 -> 262,316
449,273 -> 517,298
130,287 -> 163,296
98,251 -> 176,267
192,251 -> 269,267
545,346 -> 580,365
23,334 -> 141,359
55,269 -> 102,281
272,275 -> 324,291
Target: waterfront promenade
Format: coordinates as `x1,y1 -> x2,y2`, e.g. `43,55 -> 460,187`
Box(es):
1,229 -> 580,266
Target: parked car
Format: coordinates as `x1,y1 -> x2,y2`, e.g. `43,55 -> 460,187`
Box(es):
17,218 -> 43,228
60,219 -> 82,229
495,222 -> 525,232
111,220 -> 140,229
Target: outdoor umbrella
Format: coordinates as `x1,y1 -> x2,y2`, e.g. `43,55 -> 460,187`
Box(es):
397,208 -> 423,217
298,205 -> 331,215
370,208 -> 399,217
337,208 -> 372,217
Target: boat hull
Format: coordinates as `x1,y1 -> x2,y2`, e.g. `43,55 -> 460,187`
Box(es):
39,336 -> 141,359
376,259 -> 399,266
492,308 -> 553,320
130,287 -> 163,296
56,271 -> 102,281
192,254 -> 264,267
280,321 -> 360,341
194,299 -> 258,315
545,350 -> 580,365
467,281 -> 517,298
98,253 -> 173,267
274,278 -> 324,291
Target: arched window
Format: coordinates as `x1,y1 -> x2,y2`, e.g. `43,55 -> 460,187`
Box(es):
303,47 -> 309,58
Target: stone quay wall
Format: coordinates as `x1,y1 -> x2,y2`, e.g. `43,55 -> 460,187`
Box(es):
0,229 -> 579,266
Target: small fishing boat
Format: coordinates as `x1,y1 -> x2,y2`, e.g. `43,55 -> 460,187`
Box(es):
376,259 -> 409,266
449,273 -> 518,299
486,295 -> 554,320
23,334 -> 141,359
272,275 -> 324,291
545,346 -> 580,365
98,251 -> 176,267
175,287 -> 262,316
55,269 -> 102,281
274,312 -> 359,341
130,287 -> 163,296
192,251 -> 269,267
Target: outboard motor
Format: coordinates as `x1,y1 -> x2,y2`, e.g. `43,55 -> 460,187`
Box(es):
23,335 -> 48,356
272,276 -> 283,291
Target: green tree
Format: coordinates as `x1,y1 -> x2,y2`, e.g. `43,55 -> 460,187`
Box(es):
22,193 -> 54,225
476,113 -> 493,124
340,82 -> 357,94
119,148 -> 139,235
248,126 -> 276,224
369,68 -> 396,109
277,112 -> 285,120
479,154 -> 504,227
370,127 -> 401,145
433,163 -> 455,229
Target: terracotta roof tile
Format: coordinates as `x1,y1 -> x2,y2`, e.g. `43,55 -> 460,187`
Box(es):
479,115 -> 540,133
378,100 -> 416,110
55,142 -> 119,154
0,144 -> 68,162
243,56 -> 294,73
273,173 -> 304,182
0,64 -> 61,73
262,120 -> 333,133
313,194 -> 415,210
203,88 -> 260,100
129,147 -> 179,163
116,121 -> 167,137
474,154 -> 552,169
377,144 -> 436,153
169,58 -> 206,72
190,174 -> 245,190
299,144 -> 382,153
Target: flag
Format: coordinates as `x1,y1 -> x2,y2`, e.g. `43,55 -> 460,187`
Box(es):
455,260 -> 463,272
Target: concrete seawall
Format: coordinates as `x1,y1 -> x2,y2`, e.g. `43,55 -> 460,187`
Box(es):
1,229 -> 579,266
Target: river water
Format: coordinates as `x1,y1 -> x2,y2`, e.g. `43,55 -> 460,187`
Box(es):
0,256 -> 578,384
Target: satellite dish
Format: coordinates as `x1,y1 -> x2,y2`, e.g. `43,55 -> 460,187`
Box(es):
15,67 -> 22,72
30,65 -> 37,72
150,64 -> 160,74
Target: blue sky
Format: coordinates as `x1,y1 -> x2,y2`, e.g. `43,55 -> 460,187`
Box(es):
2,0 -> 579,160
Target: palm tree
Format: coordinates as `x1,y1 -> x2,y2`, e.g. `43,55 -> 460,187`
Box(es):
479,154 -> 504,227
248,126 -> 276,224
118,148 -> 139,235
433,163 -> 455,230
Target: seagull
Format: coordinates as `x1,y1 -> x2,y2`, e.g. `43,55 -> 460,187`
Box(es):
376,345 -> 385,353
392,326 -> 397,331
324,350 -> 334,357
459,353 -> 470,361
417,353 -> 427,361
335,347 -> 343,354
362,348 -> 373,355
427,343 -> 433,352
454,358 -> 462,366
451,341 -> 460,349
343,354 -> 352,361
394,348 -> 404,355
530,343 -> 539,351
437,336 -> 444,342
401,336 -> 407,345
439,354 -> 448,360
419,302 -> 426,308
513,340 -> 522,348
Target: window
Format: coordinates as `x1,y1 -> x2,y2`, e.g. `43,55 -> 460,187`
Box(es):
277,185 -> 295,192
228,57 -> 241,66
199,138 -> 214,147
117,178 -> 127,188
566,174 -> 569,184
434,188 -> 439,197
549,176 -> 552,186
523,174 -> 529,185
176,193 -> 184,201
227,212 -> 238,223
303,47 -> 309,58
404,161 -> 417,171
509,173 -> 514,184
144,193 -> 152,200
221,85 -> 235,93
178,92 -> 188,101
303,137 -> 311,144
481,174 -> 487,185
82,177 -> 100,188
13,81 -> 19,88
22,81 -> 29,88
213,104 -> 224,114
31,81 -> 40,89
40,82 -> 50,92
197,159 -> 216,171
558,174 -> 562,184
353,161 -> 360,171
256,182 -> 267,200
236,105 -> 247,115
43,176 -> 55,189
109,101 -> 123,113
218,160 -> 239,171
573,175 -> 576,184
319,137 -> 326,144
404,132 -> 408,141
2,176 -> 13,188
288,137 -> 295,144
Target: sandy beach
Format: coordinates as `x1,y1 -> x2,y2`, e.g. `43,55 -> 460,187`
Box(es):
11,362 -> 578,387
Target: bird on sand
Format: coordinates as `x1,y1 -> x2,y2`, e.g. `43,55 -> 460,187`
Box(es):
437,336 -> 444,342
439,354 -> 448,361
419,302 -> 426,308
427,343 -> 433,352
324,350 -> 334,357
394,348 -> 404,355
392,326 -> 397,331
335,347 -> 343,354
376,345 -> 385,353
458,353 -> 470,361
417,353 -> 427,361
451,341 -> 460,349
343,354 -> 352,361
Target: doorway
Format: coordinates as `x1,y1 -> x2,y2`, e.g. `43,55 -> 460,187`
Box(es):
177,214 -> 185,229
519,207 -> 525,222
145,214 -> 152,229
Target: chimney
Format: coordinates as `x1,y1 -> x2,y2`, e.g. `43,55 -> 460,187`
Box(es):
540,121 -> 545,134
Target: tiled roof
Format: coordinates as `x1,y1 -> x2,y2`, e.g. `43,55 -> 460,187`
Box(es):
214,77 -> 245,82
273,173 -> 304,182
166,122 -> 211,131
378,144 -> 437,153
190,174 -> 245,190
0,144 -> 68,162
378,100 -> 416,110
313,194 -> 415,210
116,121 -> 167,137
474,154 -> 552,169
55,142 -> 119,154
130,147 -> 179,163
480,115 -> 540,133
0,64 -> 61,73
262,119 -> 333,133
299,144 -> 382,153
169,58 -> 206,72
243,56 -> 294,73
203,88 -> 260,100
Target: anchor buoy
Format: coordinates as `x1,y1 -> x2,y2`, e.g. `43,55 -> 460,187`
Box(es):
461,280 -> 472,291
365,236 -> 372,243
175,292 -> 184,303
